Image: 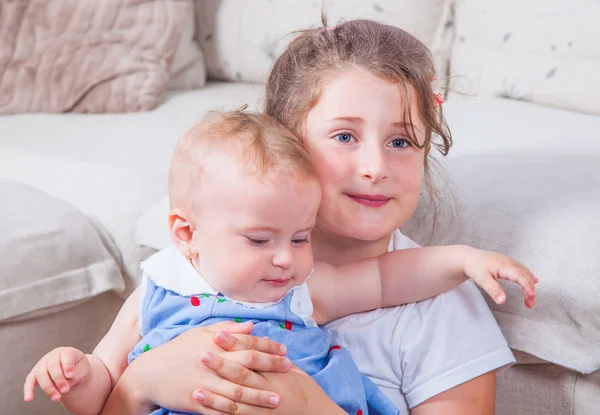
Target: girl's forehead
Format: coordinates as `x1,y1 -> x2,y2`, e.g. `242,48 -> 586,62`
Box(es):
308,69 -> 422,127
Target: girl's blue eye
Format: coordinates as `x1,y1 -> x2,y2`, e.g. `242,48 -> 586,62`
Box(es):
389,138 -> 409,148
334,133 -> 355,143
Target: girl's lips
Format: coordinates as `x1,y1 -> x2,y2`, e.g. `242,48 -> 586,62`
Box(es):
346,193 -> 391,207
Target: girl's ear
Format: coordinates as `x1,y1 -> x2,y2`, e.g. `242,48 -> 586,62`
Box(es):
168,208 -> 196,254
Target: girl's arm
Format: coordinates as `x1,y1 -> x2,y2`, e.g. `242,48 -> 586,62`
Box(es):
412,371 -> 496,415
99,322 -> 294,415
100,325 -> 344,415
310,245 -> 537,324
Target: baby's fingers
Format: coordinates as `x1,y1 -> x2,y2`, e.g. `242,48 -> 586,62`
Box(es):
60,348 -> 78,380
23,371 -> 38,402
35,366 -> 61,402
48,356 -> 70,395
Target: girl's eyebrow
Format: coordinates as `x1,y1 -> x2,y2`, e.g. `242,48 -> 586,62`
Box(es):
329,116 -> 421,133
328,116 -> 364,124
392,121 -> 421,133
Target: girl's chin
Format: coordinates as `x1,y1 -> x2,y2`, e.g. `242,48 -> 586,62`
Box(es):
332,220 -> 399,242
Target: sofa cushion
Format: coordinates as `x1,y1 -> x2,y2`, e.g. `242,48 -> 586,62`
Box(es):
404,94 -> 600,374
0,0 -> 191,114
0,180 -> 125,321
0,82 -> 265,294
450,0 -> 600,115
442,153 -> 599,374
195,0 -> 450,83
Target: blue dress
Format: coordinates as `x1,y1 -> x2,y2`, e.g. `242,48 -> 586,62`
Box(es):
129,246 -> 399,415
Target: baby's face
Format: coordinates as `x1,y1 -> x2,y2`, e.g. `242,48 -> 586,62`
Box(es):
190,156 -> 321,303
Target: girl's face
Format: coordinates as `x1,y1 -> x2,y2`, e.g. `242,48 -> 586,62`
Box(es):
304,68 -> 428,242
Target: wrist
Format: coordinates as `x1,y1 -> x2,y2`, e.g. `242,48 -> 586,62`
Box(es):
105,365 -> 156,415
462,246 -> 482,276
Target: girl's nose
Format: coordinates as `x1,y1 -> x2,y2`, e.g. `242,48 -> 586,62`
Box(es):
359,142 -> 389,183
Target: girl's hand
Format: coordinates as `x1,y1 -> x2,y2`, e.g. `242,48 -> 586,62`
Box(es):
111,321 -> 290,415
197,356 -> 345,415
464,249 -> 538,308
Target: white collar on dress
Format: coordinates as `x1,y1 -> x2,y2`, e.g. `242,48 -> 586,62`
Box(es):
140,245 -> 311,309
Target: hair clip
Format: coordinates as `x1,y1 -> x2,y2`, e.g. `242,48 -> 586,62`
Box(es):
434,93 -> 444,106
325,26 -> 335,31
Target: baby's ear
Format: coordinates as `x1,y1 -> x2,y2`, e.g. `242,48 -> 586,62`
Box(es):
168,208 -> 195,254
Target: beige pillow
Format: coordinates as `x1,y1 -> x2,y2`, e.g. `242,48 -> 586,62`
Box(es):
450,0 -> 600,115
168,1 -> 207,90
0,181 -> 125,322
0,0 -> 191,114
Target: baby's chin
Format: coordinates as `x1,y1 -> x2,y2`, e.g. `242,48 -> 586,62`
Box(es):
240,281 -> 303,304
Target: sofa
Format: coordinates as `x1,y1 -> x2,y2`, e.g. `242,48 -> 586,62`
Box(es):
1,1 -> 598,414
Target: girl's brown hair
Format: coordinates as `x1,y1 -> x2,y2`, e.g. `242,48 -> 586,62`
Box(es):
264,18 -> 454,241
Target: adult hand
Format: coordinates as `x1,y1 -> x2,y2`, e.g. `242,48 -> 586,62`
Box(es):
102,321 -> 290,415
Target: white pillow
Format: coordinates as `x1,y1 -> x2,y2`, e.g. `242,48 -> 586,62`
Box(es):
195,0 -> 450,83
0,181 -> 125,322
450,0 -> 600,115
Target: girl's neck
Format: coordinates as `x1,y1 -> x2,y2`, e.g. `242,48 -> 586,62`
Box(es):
311,229 -> 392,266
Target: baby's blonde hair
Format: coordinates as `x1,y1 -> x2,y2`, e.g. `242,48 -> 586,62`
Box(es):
169,110 -> 318,210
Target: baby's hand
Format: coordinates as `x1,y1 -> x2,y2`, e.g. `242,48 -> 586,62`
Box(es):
464,249 -> 538,308
23,346 -> 90,403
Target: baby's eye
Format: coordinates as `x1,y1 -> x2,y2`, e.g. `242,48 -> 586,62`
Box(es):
334,132 -> 356,143
292,238 -> 309,245
247,237 -> 269,246
388,138 -> 410,148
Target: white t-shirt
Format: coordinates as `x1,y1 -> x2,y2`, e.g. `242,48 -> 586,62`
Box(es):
325,230 -> 515,412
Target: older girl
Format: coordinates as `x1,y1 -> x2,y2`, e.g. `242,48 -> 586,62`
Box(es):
101,19 -> 516,415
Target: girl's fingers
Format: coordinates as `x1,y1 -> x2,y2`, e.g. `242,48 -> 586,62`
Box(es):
500,266 -> 537,296
201,353 -> 281,407
209,321 -> 255,337
23,371 -> 38,402
478,275 -> 507,304
202,352 -> 263,387
215,331 -> 287,356
525,294 -> 537,308
193,388 -> 280,415
214,348 -> 291,373
36,367 -> 61,401
192,389 -> 240,414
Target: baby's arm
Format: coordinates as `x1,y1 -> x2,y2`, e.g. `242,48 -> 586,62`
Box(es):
309,245 -> 537,324
23,289 -> 142,415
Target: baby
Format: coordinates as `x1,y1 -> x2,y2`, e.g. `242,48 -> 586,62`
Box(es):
24,111 -> 537,415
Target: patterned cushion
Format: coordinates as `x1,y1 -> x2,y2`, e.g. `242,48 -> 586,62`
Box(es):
450,0 -> 600,115
195,0 -> 450,82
